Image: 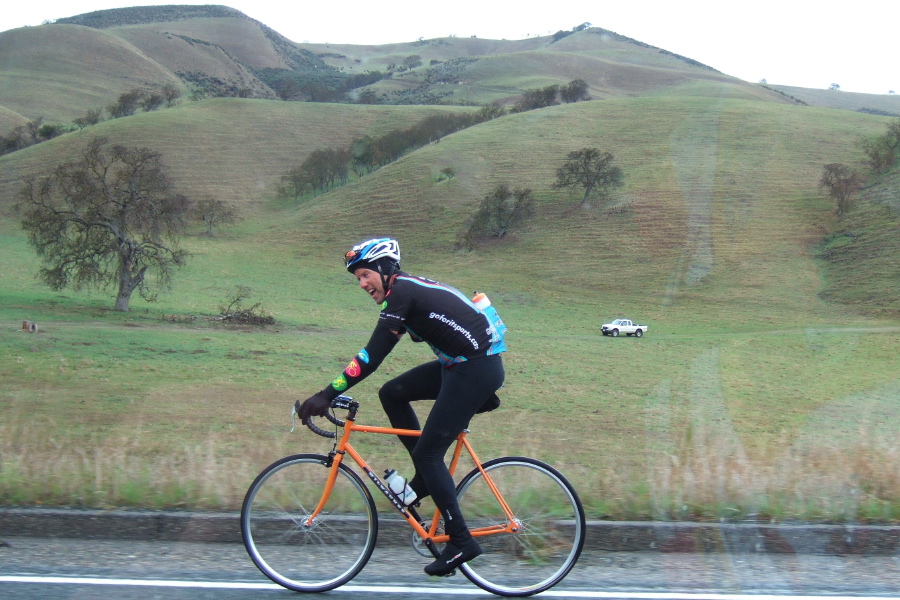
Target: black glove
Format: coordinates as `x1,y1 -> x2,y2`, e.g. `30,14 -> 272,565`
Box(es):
295,392 -> 331,425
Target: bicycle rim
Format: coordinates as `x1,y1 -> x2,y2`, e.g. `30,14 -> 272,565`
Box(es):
241,454 -> 378,592
456,457 -> 585,596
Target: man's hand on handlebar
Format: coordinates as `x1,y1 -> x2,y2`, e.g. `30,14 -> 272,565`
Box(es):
295,392 -> 331,425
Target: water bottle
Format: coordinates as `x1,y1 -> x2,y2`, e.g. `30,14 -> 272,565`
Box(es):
384,469 -> 417,506
472,292 -> 491,310
472,292 -> 507,353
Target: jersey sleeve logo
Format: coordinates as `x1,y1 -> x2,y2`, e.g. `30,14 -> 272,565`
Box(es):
331,374 -> 349,391
345,359 -> 361,378
357,349 -> 370,363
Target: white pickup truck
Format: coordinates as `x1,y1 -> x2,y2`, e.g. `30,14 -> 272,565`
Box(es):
601,319 -> 648,337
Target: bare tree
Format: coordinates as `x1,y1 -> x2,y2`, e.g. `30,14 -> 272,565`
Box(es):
860,118 -> 900,174
26,117 -> 45,144
216,285 -> 274,325
278,165 -> 311,202
161,83 -> 181,107
73,108 -> 103,130
194,197 -> 238,235
351,136 -> 376,177
18,137 -> 189,311
553,148 -> 624,208
140,93 -> 165,112
820,163 -> 863,218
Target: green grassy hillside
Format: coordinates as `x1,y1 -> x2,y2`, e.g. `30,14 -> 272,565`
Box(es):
0,105 -> 27,131
1,13 -> 794,126
0,25 -> 185,123
311,29 -> 790,107
2,93 -> 894,347
0,9 -> 325,122
112,19 -> 301,71
817,168 -> 900,314
237,96 -> 892,326
773,85 -> 900,114
109,23 -> 279,98
0,99 -> 476,207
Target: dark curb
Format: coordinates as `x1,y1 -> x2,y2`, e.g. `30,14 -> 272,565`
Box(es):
2,508 -> 899,555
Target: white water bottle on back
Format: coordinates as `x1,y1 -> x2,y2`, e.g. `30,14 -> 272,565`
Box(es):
384,469 -> 417,506
472,292 -> 507,353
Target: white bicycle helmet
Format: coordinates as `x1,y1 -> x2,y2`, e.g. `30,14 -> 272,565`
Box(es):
344,238 -> 401,273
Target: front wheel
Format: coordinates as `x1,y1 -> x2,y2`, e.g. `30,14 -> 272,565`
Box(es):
241,454 -> 378,592
611,329 -> 619,337
455,457 -> 586,596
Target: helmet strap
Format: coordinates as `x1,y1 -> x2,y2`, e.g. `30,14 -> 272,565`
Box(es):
376,261 -> 399,294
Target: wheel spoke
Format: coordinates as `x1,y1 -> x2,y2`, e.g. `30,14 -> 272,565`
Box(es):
456,457 -> 585,596
241,454 -> 377,592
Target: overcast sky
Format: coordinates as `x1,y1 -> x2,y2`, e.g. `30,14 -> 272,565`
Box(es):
3,0 -> 897,95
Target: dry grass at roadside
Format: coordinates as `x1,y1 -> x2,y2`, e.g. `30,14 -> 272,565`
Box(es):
4,417 -> 899,523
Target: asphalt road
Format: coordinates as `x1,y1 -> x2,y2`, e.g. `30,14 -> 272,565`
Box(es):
3,536 -> 900,600
3,509 -> 900,598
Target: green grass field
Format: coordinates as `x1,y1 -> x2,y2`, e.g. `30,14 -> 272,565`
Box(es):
2,18 -> 899,521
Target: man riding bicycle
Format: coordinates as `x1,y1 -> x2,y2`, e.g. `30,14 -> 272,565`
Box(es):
296,238 -> 506,576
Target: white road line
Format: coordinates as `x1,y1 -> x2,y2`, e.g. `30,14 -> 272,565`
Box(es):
1,576 -> 899,599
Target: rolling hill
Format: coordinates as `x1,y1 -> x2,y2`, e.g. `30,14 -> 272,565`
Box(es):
1,4 -> 897,320
1,5 -> 800,124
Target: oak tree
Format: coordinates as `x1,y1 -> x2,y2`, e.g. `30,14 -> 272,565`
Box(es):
194,197 -> 238,235
18,137 -> 190,311
553,148 -> 624,208
472,185 -> 535,238
560,79 -> 590,103
820,163 -> 863,218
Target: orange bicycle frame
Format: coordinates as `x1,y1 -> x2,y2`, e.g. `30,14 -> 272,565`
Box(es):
305,413 -> 519,544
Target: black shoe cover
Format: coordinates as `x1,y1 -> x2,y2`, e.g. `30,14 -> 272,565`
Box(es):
424,538 -> 483,577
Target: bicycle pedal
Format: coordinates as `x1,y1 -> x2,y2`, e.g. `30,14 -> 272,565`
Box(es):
412,520 -> 444,557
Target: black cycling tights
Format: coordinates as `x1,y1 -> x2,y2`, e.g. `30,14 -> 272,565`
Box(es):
378,355 -> 504,535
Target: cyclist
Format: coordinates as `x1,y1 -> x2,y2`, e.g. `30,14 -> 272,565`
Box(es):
296,238 -> 506,577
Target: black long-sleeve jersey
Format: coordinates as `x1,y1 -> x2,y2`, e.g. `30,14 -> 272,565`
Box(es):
322,273 -> 505,399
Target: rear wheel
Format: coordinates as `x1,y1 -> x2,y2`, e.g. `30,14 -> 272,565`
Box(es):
241,454 -> 377,592
635,329 -> 643,337
455,457 -> 585,596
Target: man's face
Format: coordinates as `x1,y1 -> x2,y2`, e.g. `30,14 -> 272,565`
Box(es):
354,268 -> 386,303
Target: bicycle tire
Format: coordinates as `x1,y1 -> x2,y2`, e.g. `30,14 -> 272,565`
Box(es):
455,456 -> 585,596
241,453 -> 378,592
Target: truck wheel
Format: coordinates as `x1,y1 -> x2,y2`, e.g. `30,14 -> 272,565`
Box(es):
635,329 -> 643,337
611,329 -> 619,337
